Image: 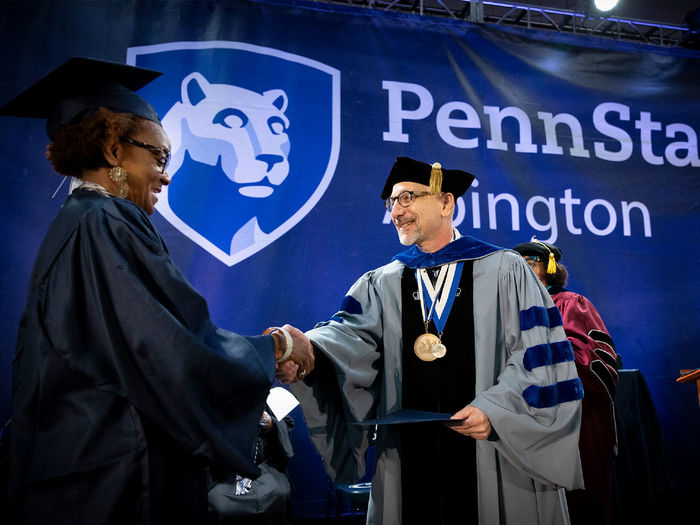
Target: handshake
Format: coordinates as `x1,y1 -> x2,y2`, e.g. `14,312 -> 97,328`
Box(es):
263,324 -> 315,384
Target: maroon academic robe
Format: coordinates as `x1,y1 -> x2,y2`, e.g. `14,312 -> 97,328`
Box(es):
550,287 -> 617,525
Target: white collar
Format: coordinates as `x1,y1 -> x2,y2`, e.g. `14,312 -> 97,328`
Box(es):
69,177 -> 113,198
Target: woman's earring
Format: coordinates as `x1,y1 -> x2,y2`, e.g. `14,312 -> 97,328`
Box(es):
109,166 -> 129,199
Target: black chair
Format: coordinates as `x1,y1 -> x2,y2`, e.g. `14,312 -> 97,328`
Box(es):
326,445 -> 374,522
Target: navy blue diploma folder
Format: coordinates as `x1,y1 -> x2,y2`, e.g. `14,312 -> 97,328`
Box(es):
351,409 -> 463,426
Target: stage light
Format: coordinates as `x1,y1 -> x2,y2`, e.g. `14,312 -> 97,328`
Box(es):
593,0 -> 619,12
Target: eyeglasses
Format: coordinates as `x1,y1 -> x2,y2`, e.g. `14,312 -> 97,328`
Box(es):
120,137 -> 170,174
524,256 -> 542,269
384,190 -> 434,212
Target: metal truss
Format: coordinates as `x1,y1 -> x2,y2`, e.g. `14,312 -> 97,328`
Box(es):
313,0 -> 695,48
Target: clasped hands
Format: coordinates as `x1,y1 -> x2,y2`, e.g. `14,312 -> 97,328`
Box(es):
264,324 -> 315,384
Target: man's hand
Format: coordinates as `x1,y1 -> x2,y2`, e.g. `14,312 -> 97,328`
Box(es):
447,405 -> 492,440
283,324 -> 314,377
275,359 -> 299,385
268,324 -> 314,384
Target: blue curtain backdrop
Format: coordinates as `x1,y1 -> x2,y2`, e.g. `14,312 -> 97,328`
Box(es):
1,0 -> 698,517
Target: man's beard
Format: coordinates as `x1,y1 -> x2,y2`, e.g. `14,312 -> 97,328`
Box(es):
396,220 -> 420,246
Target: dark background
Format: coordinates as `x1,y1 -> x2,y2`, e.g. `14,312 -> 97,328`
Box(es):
1,0 -> 698,520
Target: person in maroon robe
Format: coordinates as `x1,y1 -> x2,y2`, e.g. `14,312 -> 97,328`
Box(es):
514,238 -> 618,525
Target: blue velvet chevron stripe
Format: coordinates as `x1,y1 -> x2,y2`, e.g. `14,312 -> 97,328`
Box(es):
523,340 -> 575,371
547,306 -> 563,328
393,235 -> 502,268
339,295 -> 362,315
315,295 -> 362,327
523,378 -> 584,408
520,305 -> 563,331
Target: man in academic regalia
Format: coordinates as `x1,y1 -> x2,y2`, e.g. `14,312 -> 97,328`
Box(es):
514,239 -> 618,525
286,157 -> 585,525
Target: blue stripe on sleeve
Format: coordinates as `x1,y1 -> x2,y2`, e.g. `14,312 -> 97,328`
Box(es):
520,305 -> 563,331
522,378 -> 584,408
339,295 -> 362,315
520,306 -> 550,330
523,340 -> 575,371
315,296 -> 361,327
547,306 -> 563,328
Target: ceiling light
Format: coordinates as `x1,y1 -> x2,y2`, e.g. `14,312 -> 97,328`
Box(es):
594,0 -> 619,12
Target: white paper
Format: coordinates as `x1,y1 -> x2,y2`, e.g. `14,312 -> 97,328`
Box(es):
266,386 -> 300,420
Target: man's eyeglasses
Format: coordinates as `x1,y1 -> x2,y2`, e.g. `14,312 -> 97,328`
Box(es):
120,137 -> 170,174
384,190 -> 433,212
524,256 -> 542,269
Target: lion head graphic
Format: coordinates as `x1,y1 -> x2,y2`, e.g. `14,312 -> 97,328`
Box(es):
159,72 -> 292,256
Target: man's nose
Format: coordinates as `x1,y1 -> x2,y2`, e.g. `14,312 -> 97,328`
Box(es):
391,203 -> 405,219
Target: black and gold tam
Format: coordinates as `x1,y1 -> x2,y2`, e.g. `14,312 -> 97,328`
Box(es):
380,157 -> 475,200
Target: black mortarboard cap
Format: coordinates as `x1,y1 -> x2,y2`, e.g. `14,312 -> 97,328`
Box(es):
380,157 -> 475,200
0,57 -> 162,139
513,237 -> 562,274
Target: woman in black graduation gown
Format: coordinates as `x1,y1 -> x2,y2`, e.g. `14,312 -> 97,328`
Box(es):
1,58 -> 314,525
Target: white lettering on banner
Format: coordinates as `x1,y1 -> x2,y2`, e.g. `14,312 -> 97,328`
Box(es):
538,112 -> 590,158
592,102 -> 634,162
665,123 -> 700,167
484,106 -> 538,153
382,81 -> 700,167
382,81 -> 434,143
381,178 -> 653,242
436,102 -> 480,149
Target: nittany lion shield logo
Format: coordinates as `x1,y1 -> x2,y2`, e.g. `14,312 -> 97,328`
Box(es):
127,42 -> 340,266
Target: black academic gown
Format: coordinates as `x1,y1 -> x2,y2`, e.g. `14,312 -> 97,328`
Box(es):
399,263 -> 478,525
9,189 -> 275,525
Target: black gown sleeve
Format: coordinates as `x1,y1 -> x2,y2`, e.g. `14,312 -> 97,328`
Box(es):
34,195 -> 275,476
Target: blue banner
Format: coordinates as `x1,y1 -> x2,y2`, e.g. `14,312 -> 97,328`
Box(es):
1,0 -> 698,515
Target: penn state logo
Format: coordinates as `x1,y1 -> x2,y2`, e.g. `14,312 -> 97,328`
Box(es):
127,42 -> 340,265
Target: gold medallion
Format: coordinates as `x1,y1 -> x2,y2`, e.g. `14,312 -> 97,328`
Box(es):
432,343 -> 447,359
414,332 -> 440,362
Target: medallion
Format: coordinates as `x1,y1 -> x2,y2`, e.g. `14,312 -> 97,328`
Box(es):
414,332 -> 440,362
432,342 -> 447,359
414,260 -> 462,363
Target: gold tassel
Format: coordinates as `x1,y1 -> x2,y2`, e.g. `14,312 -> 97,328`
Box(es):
430,162 -> 443,194
531,236 -> 558,274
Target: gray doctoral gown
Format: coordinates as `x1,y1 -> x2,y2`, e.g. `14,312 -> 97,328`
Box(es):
291,234 -> 584,525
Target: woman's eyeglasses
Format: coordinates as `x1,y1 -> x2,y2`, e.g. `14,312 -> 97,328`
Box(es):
524,256 -> 542,268
120,137 -> 170,174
